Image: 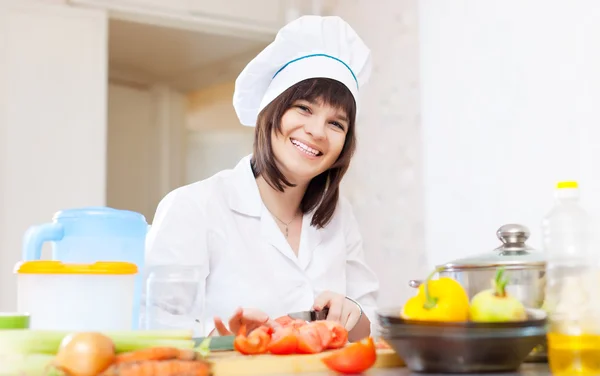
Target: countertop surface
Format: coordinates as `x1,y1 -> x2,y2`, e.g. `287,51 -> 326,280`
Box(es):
277,363 -> 550,376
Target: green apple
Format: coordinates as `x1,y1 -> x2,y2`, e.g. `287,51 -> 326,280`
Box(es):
469,267 -> 527,322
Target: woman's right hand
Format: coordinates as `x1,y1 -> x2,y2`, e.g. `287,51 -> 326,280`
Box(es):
212,307 -> 279,336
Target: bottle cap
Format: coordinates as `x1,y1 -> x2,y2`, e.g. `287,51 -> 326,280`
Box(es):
555,181 -> 580,199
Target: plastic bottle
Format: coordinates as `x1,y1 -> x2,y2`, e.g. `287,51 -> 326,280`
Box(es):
542,181 -> 600,376
542,181 -> 591,259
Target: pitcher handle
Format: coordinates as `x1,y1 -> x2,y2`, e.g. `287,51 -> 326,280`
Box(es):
22,223 -> 65,260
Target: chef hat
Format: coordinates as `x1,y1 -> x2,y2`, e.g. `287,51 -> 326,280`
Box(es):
233,15 -> 372,127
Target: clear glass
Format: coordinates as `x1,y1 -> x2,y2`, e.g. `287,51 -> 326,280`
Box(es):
143,265 -> 204,334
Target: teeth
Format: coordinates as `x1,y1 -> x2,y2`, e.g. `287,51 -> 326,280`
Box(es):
291,139 -> 320,156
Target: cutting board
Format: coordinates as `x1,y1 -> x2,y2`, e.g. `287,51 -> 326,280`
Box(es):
207,348 -> 405,375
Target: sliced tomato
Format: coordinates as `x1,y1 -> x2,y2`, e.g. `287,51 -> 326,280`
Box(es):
234,324 -> 271,355
322,336 -> 377,374
274,315 -> 294,327
288,319 -> 308,329
253,325 -> 274,336
321,321 -> 348,349
267,327 -> 298,355
311,321 -> 333,349
296,325 -> 325,354
274,316 -> 307,330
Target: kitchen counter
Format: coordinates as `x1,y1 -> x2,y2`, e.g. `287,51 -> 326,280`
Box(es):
276,363 -> 550,376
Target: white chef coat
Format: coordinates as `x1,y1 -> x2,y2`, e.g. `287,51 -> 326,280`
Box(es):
144,154 -> 380,336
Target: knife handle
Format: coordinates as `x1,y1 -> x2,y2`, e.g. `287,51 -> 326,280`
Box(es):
313,307 -> 329,320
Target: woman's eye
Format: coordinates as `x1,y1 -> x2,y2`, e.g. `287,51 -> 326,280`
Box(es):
297,105 -> 310,112
330,121 -> 344,130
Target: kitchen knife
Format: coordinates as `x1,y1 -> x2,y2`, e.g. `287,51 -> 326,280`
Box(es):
288,307 -> 329,322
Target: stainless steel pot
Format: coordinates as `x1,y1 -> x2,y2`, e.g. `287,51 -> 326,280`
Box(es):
409,224 -> 547,309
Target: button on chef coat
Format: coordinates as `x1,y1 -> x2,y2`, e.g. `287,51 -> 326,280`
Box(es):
144,155 -> 380,336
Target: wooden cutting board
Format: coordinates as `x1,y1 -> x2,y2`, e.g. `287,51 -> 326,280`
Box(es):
207,348 -> 404,375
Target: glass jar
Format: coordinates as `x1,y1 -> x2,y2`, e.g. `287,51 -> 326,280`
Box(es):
143,265 -> 204,335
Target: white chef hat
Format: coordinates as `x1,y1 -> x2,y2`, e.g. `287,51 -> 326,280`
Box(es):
233,15 -> 372,127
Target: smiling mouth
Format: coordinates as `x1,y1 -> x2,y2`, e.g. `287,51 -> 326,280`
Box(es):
290,138 -> 323,157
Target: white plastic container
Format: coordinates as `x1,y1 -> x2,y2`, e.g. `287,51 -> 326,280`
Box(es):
15,260 -> 138,331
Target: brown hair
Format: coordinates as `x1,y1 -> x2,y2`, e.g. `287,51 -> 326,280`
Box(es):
250,77 -> 357,228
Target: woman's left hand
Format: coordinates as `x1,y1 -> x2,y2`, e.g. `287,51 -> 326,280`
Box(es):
313,291 -> 361,331
213,307 -> 280,336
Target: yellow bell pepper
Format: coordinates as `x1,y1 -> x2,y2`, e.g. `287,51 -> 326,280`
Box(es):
401,267 -> 470,322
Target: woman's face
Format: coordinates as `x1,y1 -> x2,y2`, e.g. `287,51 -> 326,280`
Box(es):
272,98 -> 349,184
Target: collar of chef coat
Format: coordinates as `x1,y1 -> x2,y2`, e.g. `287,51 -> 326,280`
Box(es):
226,154 -> 263,217
226,154 -> 323,268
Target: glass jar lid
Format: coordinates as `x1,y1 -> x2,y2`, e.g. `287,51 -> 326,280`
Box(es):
437,224 -> 546,271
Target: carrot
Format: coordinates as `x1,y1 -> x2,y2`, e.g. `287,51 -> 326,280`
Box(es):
115,347 -> 199,364
100,360 -> 211,376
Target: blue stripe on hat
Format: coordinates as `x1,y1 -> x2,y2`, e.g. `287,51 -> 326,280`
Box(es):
272,53 -> 359,88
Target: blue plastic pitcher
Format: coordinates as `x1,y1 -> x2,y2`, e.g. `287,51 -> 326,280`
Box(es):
22,207 -> 147,330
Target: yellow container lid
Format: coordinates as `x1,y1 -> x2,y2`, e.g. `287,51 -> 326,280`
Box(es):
557,181 -> 578,189
14,261 -> 138,275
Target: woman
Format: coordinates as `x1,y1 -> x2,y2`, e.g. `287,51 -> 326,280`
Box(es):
144,15 -> 379,342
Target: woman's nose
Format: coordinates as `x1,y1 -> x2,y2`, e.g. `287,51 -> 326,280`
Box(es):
303,118 -> 326,139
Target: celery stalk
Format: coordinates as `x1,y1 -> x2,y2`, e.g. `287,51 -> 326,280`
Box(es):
112,338 -> 195,353
104,329 -> 193,340
0,329 -> 194,355
0,331 -> 63,354
0,353 -> 58,376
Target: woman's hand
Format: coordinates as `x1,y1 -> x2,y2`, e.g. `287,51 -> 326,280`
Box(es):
212,307 -> 279,336
313,291 -> 362,331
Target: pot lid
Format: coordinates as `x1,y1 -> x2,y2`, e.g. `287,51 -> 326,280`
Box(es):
437,224 -> 546,270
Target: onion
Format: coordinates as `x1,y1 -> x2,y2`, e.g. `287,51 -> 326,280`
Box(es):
52,332 -> 116,376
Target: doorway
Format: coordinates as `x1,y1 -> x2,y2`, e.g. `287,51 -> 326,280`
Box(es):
105,18 -> 266,223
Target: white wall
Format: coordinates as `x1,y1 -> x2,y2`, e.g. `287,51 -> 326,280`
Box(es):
185,82 -> 255,184
0,2 -> 107,310
106,82 -> 187,224
107,82 -> 158,222
187,82 -> 241,131
331,0 -> 427,309
419,0 -> 600,268
186,130 -> 254,183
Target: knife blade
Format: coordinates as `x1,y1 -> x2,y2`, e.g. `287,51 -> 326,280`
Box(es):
288,307 -> 329,322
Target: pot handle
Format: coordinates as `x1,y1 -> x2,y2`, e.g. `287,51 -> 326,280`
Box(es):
409,279 -> 422,288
